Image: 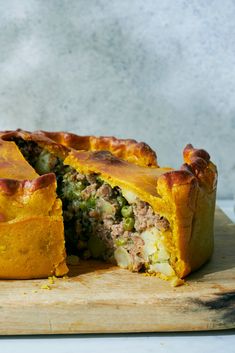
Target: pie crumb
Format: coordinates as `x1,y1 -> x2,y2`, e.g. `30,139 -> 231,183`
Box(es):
41,284 -> 51,290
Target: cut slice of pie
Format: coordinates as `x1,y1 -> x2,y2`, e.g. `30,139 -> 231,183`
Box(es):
0,139 -> 68,279
0,130 -> 217,281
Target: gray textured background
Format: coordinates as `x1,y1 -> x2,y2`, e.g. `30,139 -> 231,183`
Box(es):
0,0 -> 234,198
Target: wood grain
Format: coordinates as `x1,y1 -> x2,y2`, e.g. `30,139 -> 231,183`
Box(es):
0,208 -> 234,334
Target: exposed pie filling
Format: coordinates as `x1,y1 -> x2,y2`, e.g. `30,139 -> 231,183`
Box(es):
13,138 -> 175,277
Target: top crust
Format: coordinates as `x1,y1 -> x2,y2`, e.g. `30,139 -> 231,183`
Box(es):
181,144 -> 217,192
0,173 -> 56,196
160,143 -> 217,191
0,129 -> 158,167
0,130 -> 216,193
36,130 -> 158,167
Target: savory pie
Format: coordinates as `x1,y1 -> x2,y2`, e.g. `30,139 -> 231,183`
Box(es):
0,130 -> 217,281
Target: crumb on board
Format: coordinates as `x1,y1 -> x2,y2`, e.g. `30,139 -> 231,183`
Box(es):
143,272 -> 185,287
40,284 -> 51,290
143,273 -> 152,277
48,275 -> 57,284
170,277 -> 185,287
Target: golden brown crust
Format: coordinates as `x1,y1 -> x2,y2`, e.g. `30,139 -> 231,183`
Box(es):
183,144 -> 210,172
155,144 -> 217,277
161,144 -> 215,191
1,129 -> 158,167
0,215 -> 68,279
0,129 -> 69,159
41,131 -> 158,166
65,149 -> 170,198
0,173 -> 56,196
181,144 -> 217,193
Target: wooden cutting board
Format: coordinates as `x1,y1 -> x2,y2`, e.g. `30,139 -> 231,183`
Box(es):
0,208 -> 234,335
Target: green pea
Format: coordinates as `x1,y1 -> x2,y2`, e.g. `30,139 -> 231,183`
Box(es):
96,175 -> 103,184
123,217 -> 135,231
117,196 -> 127,208
79,201 -> 87,211
77,181 -> 86,192
121,205 -> 133,218
72,182 -> 86,197
62,181 -> 85,200
86,197 -> 96,209
35,150 -> 57,174
115,238 -> 126,247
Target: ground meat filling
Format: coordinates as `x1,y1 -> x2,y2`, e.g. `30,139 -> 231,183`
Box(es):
14,140 -> 172,273
11,138 -> 43,167
133,201 -> 170,232
59,169 -> 171,271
